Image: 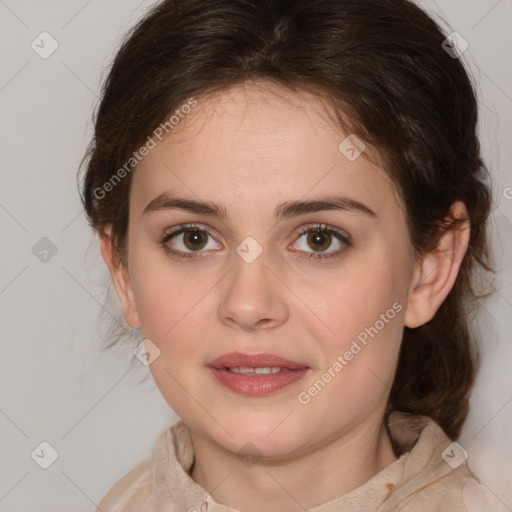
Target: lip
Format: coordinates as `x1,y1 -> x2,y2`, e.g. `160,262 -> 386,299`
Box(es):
207,352 -> 310,396
208,351 -> 309,370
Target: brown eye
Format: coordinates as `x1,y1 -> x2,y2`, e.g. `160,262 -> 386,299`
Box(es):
161,224 -> 221,258
182,229 -> 208,251
291,224 -> 351,261
306,230 -> 332,252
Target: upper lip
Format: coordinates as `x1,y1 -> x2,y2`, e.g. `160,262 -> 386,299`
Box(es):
208,352 -> 309,370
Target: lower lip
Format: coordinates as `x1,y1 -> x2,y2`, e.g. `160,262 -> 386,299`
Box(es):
208,367 -> 309,396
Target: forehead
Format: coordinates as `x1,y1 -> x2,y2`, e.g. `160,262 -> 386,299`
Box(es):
131,81 -> 401,218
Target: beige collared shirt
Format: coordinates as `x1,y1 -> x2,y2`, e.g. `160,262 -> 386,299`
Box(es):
95,412 -> 481,511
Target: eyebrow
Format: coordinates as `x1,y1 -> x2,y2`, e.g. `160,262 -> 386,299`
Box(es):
142,192 -> 377,221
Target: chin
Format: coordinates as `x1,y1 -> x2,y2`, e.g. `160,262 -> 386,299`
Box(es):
216,418 -> 310,459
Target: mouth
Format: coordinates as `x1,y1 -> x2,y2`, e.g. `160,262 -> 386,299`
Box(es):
207,352 -> 310,396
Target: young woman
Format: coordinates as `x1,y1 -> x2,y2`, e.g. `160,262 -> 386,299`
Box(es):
80,0 -> 494,510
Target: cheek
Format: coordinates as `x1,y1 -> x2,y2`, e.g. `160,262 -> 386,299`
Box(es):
309,260 -> 403,341
302,276 -> 405,422
134,268 -> 213,417
302,255 -> 407,399
129,254 -> 216,407
129,248 -> 215,341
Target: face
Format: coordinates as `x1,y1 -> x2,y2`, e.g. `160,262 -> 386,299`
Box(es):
110,81 -> 419,458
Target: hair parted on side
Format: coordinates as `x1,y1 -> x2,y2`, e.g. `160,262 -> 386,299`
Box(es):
79,0 -> 494,439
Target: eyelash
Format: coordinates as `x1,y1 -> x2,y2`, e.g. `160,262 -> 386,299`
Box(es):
160,223 -> 352,261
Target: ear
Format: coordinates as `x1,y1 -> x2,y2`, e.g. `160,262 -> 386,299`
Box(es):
404,201 -> 470,328
99,226 -> 141,329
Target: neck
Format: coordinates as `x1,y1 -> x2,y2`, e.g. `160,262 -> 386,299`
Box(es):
190,416 -> 398,511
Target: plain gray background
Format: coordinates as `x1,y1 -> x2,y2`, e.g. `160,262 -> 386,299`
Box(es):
0,0 -> 511,510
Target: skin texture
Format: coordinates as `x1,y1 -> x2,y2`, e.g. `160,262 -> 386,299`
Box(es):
100,80 -> 470,511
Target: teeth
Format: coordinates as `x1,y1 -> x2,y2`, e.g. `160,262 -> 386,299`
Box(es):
228,366 -> 283,375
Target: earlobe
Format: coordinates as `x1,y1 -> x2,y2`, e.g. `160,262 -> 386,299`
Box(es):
404,201 -> 470,329
99,227 -> 141,329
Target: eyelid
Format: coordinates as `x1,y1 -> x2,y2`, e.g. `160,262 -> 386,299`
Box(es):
293,223 -> 350,243
162,222 -> 221,240
161,223 -> 222,252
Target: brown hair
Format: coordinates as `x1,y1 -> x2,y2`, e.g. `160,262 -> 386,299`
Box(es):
79,0 -> 494,439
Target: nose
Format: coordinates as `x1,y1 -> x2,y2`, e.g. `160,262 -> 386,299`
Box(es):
217,244 -> 289,331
